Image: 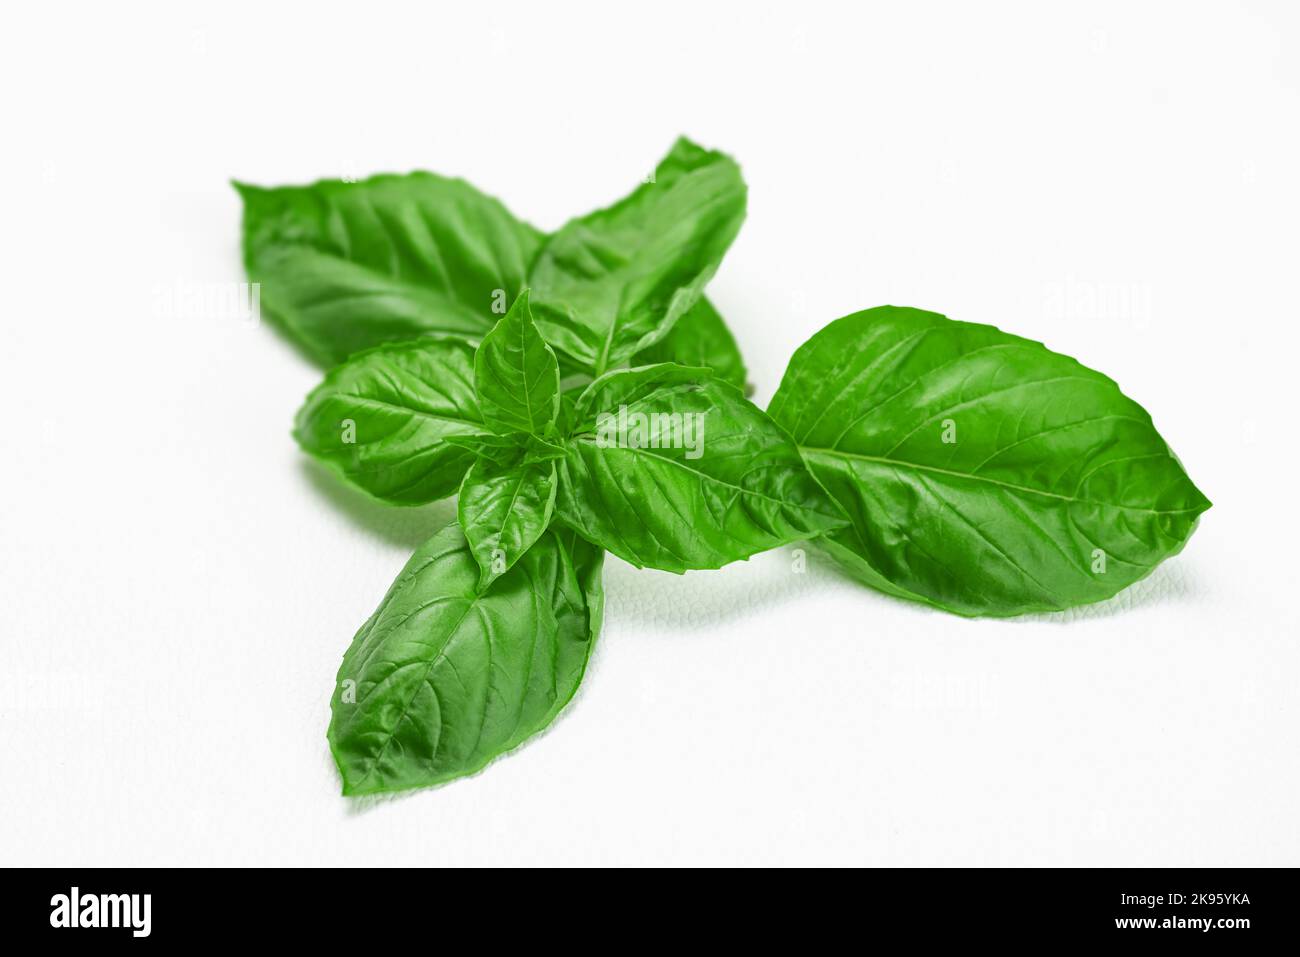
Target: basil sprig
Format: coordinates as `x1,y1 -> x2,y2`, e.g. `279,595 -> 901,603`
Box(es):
243,141 -> 1209,796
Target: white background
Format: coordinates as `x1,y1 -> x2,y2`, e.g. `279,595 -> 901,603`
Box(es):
2,0 -> 1297,866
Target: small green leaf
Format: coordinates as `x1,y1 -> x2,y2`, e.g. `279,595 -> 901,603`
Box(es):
235,173 -> 542,365
473,290 -> 560,437
459,457 -> 558,590
556,364 -> 846,572
768,305 -> 1212,617
634,296 -> 748,390
329,522 -> 604,796
294,336 -> 485,505
529,138 -> 747,375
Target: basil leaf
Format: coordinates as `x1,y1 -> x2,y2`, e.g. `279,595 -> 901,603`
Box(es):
768,306 -> 1212,617
235,173 -> 542,365
458,457 -> 558,590
555,364 -> 846,572
294,336 -> 485,505
529,138 -> 747,375
329,522 -> 603,795
473,290 -> 560,437
633,296 -> 748,390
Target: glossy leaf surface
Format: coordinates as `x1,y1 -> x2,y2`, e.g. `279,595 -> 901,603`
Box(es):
768,306 -> 1211,616
329,523 -> 604,795
473,291 -> 560,437
556,364 -> 846,571
294,337 -> 485,505
458,456 -> 558,590
236,173 -> 542,365
529,138 -> 747,374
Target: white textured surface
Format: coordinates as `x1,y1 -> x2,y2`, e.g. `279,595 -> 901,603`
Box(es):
1,0 -> 1297,866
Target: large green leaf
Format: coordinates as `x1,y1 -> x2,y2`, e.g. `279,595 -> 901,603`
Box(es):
458,456 -> 558,590
634,296 -> 748,390
473,290 -> 560,437
235,173 -> 542,365
294,336 -> 486,505
556,364 -> 846,572
768,306 -> 1212,617
329,523 -> 604,796
528,138 -> 747,375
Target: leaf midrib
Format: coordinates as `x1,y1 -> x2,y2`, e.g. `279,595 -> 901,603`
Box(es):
573,436 -> 839,519
799,446 -> 1203,516
336,394 -> 483,430
275,248 -> 491,331
348,595 -> 478,792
